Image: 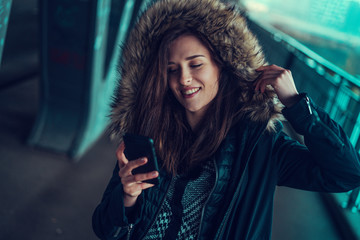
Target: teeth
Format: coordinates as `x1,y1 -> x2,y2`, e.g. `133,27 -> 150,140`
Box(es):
183,88 -> 200,95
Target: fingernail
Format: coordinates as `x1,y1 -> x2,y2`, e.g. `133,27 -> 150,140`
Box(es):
141,158 -> 146,163
152,171 -> 158,176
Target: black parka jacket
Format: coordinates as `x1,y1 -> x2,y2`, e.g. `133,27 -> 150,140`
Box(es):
92,95 -> 360,239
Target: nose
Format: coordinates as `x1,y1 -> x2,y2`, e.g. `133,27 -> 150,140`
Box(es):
179,68 -> 192,86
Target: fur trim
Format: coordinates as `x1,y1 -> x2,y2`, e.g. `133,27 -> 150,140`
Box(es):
110,0 -> 283,138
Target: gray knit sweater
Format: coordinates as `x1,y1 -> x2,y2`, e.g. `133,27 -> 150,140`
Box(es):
143,160 -> 216,239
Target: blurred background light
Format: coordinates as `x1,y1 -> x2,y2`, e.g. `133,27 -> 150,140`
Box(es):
240,0 -> 360,78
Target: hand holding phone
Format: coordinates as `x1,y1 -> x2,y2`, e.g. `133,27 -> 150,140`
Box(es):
117,142 -> 158,207
123,133 -> 160,185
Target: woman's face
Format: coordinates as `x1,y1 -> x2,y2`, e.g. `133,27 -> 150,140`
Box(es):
168,34 -> 220,123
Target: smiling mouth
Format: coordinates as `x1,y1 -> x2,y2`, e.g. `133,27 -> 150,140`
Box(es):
182,87 -> 200,96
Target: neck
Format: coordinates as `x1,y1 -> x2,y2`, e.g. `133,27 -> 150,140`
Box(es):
186,110 -> 205,131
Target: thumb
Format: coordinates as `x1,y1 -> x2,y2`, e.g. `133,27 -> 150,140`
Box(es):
116,142 -> 128,168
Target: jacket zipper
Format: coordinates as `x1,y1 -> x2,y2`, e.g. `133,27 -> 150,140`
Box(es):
140,177 -> 172,240
126,224 -> 134,240
216,127 -> 266,240
305,96 -> 312,115
306,96 -> 344,148
113,223 -> 133,239
197,156 -> 218,239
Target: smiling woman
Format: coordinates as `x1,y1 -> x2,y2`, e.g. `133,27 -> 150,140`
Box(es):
92,0 -> 360,239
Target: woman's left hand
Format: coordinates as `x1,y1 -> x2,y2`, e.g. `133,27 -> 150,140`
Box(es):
254,64 -> 299,107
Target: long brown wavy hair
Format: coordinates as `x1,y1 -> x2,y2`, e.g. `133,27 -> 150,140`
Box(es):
128,28 -> 248,175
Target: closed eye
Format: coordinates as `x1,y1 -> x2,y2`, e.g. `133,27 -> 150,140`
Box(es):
168,68 -> 178,74
191,64 -> 203,68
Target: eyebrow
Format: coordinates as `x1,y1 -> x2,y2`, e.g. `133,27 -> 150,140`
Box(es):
168,55 -> 205,65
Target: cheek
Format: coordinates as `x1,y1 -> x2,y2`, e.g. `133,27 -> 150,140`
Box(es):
204,66 -> 219,89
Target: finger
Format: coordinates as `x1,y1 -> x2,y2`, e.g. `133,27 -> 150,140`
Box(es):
121,174 -> 138,185
255,79 -> 263,92
254,74 -> 265,91
254,72 -> 280,89
128,181 -> 156,194
255,76 -> 272,92
122,174 -> 157,197
258,71 -> 292,86
140,182 -> 156,190
133,171 -> 159,183
255,71 -> 287,92
253,71 -> 264,86
116,142 -> 125,157
123,182 -> 156,198
127,157 -> 149,171
257,74 -> 282,83
260,80 -> 268,93
256,78 -> 272,93
122,170 -> 159,186
116,142 -> 127,168
260,70 -> 289,80
254,79 -> 261,92
256,64 -> 284,72
259,70 -> 284,76
119,157 -> 148,177
255,70 -> 284,80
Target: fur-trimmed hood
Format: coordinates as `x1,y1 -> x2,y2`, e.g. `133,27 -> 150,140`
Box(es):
110,0 -> 282,138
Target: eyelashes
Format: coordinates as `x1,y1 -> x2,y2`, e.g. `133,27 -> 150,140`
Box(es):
167,64 -> 203,74
168,68 -> 178,74
191,64 -> 203,68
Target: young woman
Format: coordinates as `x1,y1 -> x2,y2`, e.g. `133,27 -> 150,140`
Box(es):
92,0 -> 360,239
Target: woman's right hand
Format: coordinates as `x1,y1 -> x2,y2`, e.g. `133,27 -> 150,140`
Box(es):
117,142 -> 159,207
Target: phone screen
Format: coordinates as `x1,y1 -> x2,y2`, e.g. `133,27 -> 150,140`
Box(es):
123,133 -> 159,185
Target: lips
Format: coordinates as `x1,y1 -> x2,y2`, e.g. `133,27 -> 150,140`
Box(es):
181,87 -> 200,97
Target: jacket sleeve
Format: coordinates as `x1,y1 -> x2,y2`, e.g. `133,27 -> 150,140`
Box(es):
275,94 -> 360,192
92,162 -> 144,240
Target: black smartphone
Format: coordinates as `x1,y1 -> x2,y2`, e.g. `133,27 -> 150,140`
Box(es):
123,133 -> 159,185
